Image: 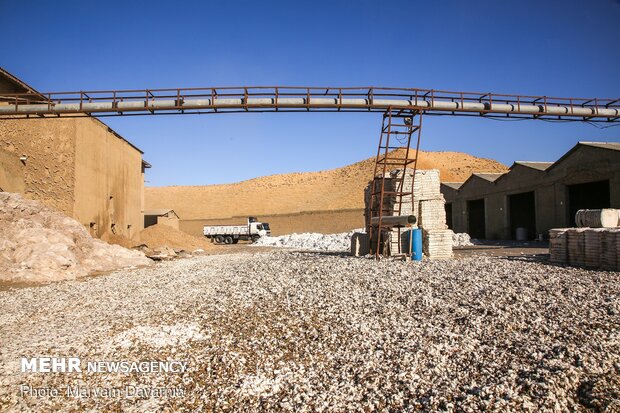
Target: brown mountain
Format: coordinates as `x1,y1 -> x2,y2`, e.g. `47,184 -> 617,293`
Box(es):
145,150 -> 507,220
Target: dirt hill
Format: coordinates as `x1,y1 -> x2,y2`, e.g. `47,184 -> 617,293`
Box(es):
146,150 -> 507,220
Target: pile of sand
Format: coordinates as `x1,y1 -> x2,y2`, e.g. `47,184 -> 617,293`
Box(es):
146,149 -> 507,220
0,192 -> 151,283
100,232 -> 135,249
137,224 -> 213,251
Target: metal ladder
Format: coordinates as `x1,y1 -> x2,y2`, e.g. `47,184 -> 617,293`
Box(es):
368,109 -> 422,259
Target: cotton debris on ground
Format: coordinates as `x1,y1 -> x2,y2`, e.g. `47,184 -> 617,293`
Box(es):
453,232 -> 474,247
0,192 -> 151,283
252,230 -> 364,251
1,250 -> 618,412
254,229 -> 473,251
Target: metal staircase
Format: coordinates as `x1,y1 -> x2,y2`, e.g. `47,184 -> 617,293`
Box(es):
368,109 -> 422,259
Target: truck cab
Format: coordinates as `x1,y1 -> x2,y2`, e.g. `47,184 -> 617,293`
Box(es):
260,222 -> 271,236
248,221 -> 269,239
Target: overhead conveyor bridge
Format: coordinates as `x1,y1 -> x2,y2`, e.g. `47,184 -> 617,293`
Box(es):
2,84 -> 618,259
0,86 -> 618,122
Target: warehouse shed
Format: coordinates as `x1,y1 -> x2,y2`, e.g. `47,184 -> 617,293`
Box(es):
442,142 -> 620,240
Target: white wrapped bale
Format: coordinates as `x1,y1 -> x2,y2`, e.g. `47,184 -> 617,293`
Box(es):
575,209 -> 619,228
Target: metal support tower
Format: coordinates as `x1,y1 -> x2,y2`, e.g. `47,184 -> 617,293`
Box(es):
368,109 -> 422,259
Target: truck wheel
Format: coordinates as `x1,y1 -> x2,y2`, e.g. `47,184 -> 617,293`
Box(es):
251,235 -> 260,243
232,239 -> 239,244
224,236 -> 233,245
215,235 -> 224,244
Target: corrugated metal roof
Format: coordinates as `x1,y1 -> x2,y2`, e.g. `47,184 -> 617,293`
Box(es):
0,67 -> 46,101
579,142 -> 620,151
547,141 -> 620,172
473,173 -> 504,182
441,182 -> 464,190
514,161 -> 554,171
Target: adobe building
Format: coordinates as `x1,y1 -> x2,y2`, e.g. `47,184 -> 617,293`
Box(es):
442,142 -> 620,240
0,67 -> 149,239
144,209 -> 180,230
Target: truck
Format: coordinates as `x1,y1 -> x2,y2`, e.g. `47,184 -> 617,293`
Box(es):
203,216 -> 271,244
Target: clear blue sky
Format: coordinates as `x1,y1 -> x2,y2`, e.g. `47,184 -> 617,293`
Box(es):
1,0 -> 619,186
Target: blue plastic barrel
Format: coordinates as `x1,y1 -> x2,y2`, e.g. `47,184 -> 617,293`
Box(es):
407,228 -> 423,261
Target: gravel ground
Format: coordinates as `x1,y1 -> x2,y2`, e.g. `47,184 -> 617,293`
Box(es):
1,251 -> 619,412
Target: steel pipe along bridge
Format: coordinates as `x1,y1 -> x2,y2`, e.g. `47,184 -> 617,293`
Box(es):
0,86 -> 619,122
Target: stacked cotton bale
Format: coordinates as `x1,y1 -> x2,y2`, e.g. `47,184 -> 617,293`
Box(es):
551,227 -> 620,270
600,229 -> 619,270
365,169 -> 452,258
364,177 -> 397,232
617,231 -> 620,271
389,228 -> 411,255
389,169 -> 451,258
567,228 -> 587,267
584,228 -> 606,268
422,229 -> 454,259
549,228 -> 569,264
419,198 -> 447,229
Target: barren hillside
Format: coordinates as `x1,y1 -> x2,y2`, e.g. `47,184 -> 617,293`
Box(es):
146,150 -> 507,220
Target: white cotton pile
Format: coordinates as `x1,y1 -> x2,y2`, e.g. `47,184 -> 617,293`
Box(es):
452,232 -> 474,247
0,192 -> 151,283
252,229 -> 364,252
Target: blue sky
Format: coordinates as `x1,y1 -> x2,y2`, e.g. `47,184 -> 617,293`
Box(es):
1,0 -> 619,186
